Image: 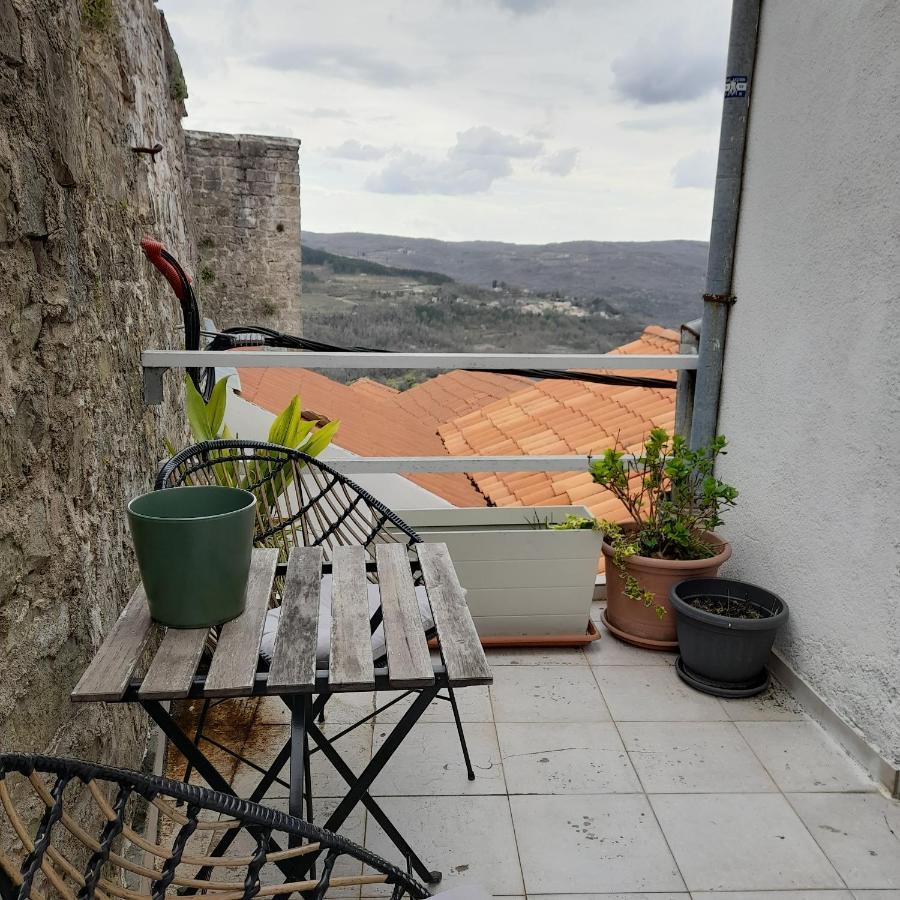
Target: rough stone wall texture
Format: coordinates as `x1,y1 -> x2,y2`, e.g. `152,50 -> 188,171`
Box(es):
0,0 -> 191,770
717,2 -> 900,764
186,131 -> 302,333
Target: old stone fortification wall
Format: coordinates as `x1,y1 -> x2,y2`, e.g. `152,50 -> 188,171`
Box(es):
0,0 -> 191,768
186,131 -> 302,333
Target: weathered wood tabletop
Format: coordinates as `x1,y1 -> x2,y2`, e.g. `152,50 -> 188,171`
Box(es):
72,542 -> 492,704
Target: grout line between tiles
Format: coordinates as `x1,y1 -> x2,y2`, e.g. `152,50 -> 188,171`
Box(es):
589,663 -> 690,895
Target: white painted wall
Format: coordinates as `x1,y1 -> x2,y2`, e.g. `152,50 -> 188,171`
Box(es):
716,2 -> 900,766
223,390 -> 454,509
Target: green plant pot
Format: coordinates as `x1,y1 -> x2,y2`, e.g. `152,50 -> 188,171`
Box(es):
127,486 -> 257,629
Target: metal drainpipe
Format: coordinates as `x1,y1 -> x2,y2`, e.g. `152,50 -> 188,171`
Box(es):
675,318 -> 701,438
689,0 -> 762,449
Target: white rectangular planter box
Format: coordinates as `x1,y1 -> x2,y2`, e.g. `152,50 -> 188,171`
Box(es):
396,506 -> 602,639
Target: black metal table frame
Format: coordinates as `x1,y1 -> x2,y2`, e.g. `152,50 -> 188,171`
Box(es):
131,667 -> 450,886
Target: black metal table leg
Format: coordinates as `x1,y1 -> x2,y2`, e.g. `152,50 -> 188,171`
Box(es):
309,687 -> 442,884
141,701 -> 300,887
289,695 -> 307,848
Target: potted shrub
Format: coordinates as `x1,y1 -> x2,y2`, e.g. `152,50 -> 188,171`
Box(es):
670,577 -> 789,697
591,428 -> 737,649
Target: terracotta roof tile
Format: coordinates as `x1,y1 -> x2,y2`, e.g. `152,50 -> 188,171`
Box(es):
237,367 -> 484,507
437,326 -> 680,569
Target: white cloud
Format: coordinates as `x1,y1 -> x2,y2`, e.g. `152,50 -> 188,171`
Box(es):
161,0 -> 728,242
611,17 -> 728,106
538,147 -> 578,176
672,148 -> 718,189
365,126 -> 541,195
328,139 -> 386,161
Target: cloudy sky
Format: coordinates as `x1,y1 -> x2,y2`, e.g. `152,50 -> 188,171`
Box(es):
161,0 -> 731,244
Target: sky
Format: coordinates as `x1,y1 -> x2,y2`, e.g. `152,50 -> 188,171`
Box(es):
161,0 -> 732,244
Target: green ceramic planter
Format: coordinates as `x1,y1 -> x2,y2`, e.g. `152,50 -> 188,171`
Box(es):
127,486 -> 257,629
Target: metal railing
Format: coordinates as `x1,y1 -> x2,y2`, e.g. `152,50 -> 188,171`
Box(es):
142,348 -> 697,475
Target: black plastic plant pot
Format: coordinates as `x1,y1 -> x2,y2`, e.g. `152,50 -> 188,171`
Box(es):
670,577 -> 788,698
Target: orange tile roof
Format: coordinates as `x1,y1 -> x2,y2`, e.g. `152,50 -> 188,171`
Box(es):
236,325 -> 680,546
437,326 -> 681,572
347,377 -> 399,402
236,367 -> 485,507
392,370 -> 532,423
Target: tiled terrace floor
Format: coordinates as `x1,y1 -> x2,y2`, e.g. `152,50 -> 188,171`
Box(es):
167,603 -> 900,899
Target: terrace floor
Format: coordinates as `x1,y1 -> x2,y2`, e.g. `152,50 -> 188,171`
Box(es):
166,602 -> 900,899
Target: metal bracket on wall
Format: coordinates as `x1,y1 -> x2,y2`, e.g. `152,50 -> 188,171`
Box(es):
702,293 -> 737,306
143,367 -> 167,405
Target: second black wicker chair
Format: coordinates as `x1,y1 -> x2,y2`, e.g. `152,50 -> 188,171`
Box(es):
155,439 -> 476,787
0,752 -> 430,900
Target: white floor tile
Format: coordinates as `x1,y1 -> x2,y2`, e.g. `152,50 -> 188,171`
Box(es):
375,687 -> 493,723
619,721 -> 777,793
371,722 -> 506,795
363,796 -> 524,895
490,665 -> 611,723
788,793 -> 900,889
594,666 -> 727,722
692,893 -> 853,900
651,793 -> 843,891
533,895 -> 688,900
485,646 -> 588,666
497,722 -> 640,794
737,722 -> 877,792
718,678 -> 807,722
585,614 -> 676,666
510,794 -> 684,894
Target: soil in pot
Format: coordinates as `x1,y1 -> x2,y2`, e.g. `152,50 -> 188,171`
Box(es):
681,595 -> 770,619
602,532 -> 732,650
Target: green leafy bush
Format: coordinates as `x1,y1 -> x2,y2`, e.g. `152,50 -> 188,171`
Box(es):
590,428 -> 738,617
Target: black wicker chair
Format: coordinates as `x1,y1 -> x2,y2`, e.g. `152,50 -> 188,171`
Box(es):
0,753 -> 430,900
154,440 -> 476,786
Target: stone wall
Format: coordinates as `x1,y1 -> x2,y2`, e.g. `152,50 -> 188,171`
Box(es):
0,0 -> 191,768
186,131 -> 302,333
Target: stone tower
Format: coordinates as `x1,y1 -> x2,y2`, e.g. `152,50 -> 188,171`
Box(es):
186,131 -> 301,333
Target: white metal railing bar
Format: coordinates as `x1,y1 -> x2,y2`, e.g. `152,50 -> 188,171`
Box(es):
142,349 -> 697,371
322,455 -> 636,474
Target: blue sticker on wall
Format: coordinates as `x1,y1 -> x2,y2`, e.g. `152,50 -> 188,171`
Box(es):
725,75 -> 748,98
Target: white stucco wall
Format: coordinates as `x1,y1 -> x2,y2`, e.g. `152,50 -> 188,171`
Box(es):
716,2 -> 900,765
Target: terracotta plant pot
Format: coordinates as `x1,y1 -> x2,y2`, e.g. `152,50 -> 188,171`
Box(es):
601,531 -> 732,650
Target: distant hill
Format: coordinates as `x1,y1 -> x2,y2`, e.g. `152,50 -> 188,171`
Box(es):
303,231 -> 708,327
301,245 -> 454,284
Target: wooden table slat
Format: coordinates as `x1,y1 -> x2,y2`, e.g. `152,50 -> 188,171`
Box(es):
71,585 -> 155,702
417,542 -> 492,687
138,627 -> 209,700
376,544 -> 434,689
268,546 -> 324,692
204,548 -> 279,697
329,546 -> 375,691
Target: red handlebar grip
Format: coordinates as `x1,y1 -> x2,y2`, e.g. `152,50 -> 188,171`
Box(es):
141,236 -> 186,301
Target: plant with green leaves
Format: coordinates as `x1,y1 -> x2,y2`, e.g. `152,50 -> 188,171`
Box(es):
549,514 -> 601,531
170,375 -> 339,512
590,428 -> 737,617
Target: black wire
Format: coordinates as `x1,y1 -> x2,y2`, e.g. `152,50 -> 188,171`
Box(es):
204,325 -> 677,390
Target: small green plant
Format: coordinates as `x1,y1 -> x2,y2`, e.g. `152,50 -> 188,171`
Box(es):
82,0 -> 113,31
169,375 -> 340,512
549,514 -> 600,531
591,428 -> 738,617
199,265 -> 215,284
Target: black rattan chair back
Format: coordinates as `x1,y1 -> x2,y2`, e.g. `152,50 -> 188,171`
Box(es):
0,753 -> 429,900
155,440 -> 420,568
